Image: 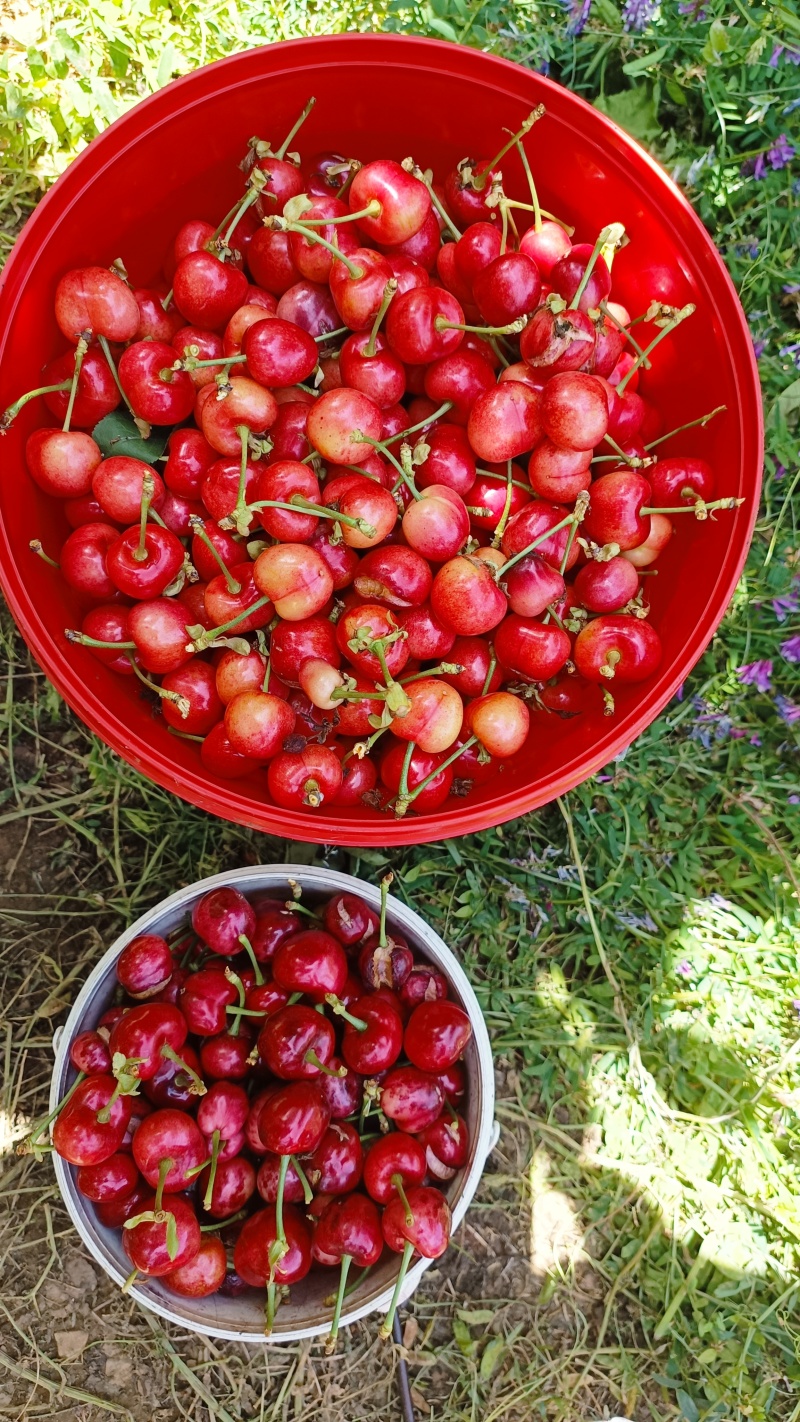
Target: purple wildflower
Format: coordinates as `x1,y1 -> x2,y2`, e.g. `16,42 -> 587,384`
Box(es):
770,45 -> 800,66
779,341 -> 800,368
675,681 -> 685,702
737,660 -> 773,692
769,135 -> 796,169
784,283 -> 800,294
789,799 -> 800,808
676,960 -> 693,979
792,997 -> 800,1011
622,0 -> 658,31
774,463 -> 786,480
678,0 -> 706,14
780,635 -> 800,663
566,0 -> 592,35
772,592 -> 799,622
776,695 -> 800,724
752,338 -> 767,358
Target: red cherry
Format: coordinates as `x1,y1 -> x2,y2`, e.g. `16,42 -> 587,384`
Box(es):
198,1154 -> 256,1218
259,1080 -> 330,1155
396,602 -> 456,660
573,615 -> 662,683
473,252 -> 541,326
173,325 -> 225,388
277,279 -> 339,338
380,1066 -> 445,1132
574,556 -> 640,612
256,1152 -> 308,1204
519,221 -> 572,277
117,935 -> 173,999
540,371 -> 609,450
132,1108 -> 207,1192
551,242 -> 611,313
322,893 -> 380,948
430,555 -> 507,636
70,1029 -> 112,1075
582,470 -> 653,550
76,1152 -> 140,1204
442,636 -> 503,697
271,615 -> 340,684
52,1075 -> 133,1166
520,303 -> 596,375
336,603 -> 409,680
338,995 -> 403,1075
402,485 -> 470,563
123,1192 -> 200,1277
349,160 -> 431,245
26,429 -> 101,499
201,376 -> 277,457
363,1132 -> 427,1204
501,501 -> 581,572
272,930 -> 348,1001
419,1113 -> 470,1176
233,1203 -> 312,1289
306,1122 -> 363,1195
385,287 -> 464,365
43,346 -> 120,428
173,250 -> 249,329
118,341 -> 195,424
243,317 -> 318,388
648,456 -> 715,505
162,1234 -> 227,1298
503,554 -> 565,619
528,440 -> 592,503
192,887 -> 256,957
463,691 -> 530,756
248,227 -> 301,294
493,615 -> 571,682
258,1003 -> 336,1079
380,743 -> 454,812
268,745 -> 343,810
404,1001 -> 472,1073
467,382 -> 542,463
106,524 -> 184,600
60,522 -> 118,601
55,266 -> 139,343
128,599 -> 194,675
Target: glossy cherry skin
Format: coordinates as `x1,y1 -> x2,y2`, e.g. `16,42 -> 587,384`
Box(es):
518,220 -> 572,276
246,899 -> 303,962
390,677 -> 463,754
70,1029 -> 112,1074
582,470 -> 652,551
494,616 -> 571,682
349,159 -> 431,245
173,250 -> 249,329
400,965 -> 449,1009
76,1151 -> 140,1204
132,1108 -> 207,1191
468,468 -> 531,532
214,644 -> 271,703
204,565 -> 274,635
277,279 -> 339,339
258,1003 -> 336,1079
223,690 -> 296,760
313,1193 -> 383,1271
118,341 -> 195,425
412,426 -> 476,499
467,382 -> 542,463
359,930 -> 413,992
243,317 -> 318,388
378,205 -> 441,272
473,251 -> 541,326
362,1132 -> 427,1204
501,501 -> 581,572
621,513 -> 672,569
258,1080 -> 331,1156
380,1065 -> 446,1134
648,456 -> 715,505
59,522 -> 118,601
423,351 -> 495,427
106,525 -> 184,601
108,1003 -> 189,1082
528,440 -> 592,503
272,930 -> 348,1001
430,555 -> 507,636
540,371 -> 609,450
201,723 -> 260,780
52,1075 -> 133,1166
267,746 -> 343,810
573,615 -> 662,683
463,690 -> 530,757
520,304 -> 597,375
76,606 -> 133,676
234,1204 -> 312,1288
248,226 -> 300,295
256,1152 -> 308,1204
161,660 -> 224,736
199,1027 -> 256,1081
43,346 -> 120,428
336,603 -> 410,680
404,1001 -> 473,1073
195,1082 -> 249,1142
438,1061 -> 467,1103
55,265 -> 139,342
306,1121 -> 363,1195
397,602 -> 457,660
201,377 -> 278,457
353,544 -> 432,609
162,1234 -> 227,1298
192,887 -> 257,956
453,221 -> 501,285
443,637 -> 503,697
322,893 -> 380,948
123,1192 -> 201,1279
340,995 -> 404,1075
551,243 -> 612,313
402,485 -> 470,563
385,287 -> 464,365
128,599 -> 193,676
339,331 -> 406,410
199,1154 -> 257,1219
306,387 -> 382,466
574,556 -> 640,612
26,428 -> 101,499
271,615 -> 340,684
179,967 -> 238,1035
117,935 -> 173,999
380,743 -> 454,812
134,287 -> 184,342
504,554 -> 566,619
319,1056 -> 363,1120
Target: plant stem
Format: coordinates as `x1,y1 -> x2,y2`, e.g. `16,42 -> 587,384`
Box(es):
514,136 -> 541,230
644,404 -> 727,451
128,656 -> 190,719
569,224 -> 625,310
19,1072 -> 86,1154
190,597 -> 271,651
62,336 -> 89,433
398,736 -> 478,813
492,460 -> 516,547
379,1239 -> 415,1340
396,739 -> 416,807
238,933 -> 264,985
202,1129 -> 221,1210
326,1253 -> 352,1354
382,400 -> 453,446
497,513 -> 576,576
275,96 -> 316,160
189,517 -> 242,593
325,994 -> 368,1030
616,304 -> 696,395
364,280 -> 398,358
471,106 -> 545,191
1,380 -> 71,430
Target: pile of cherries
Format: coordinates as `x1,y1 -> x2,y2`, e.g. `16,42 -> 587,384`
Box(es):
6,98 -> 741,818
28,876 -> 471,1341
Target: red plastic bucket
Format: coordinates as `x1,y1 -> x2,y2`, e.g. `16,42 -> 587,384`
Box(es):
0,34 -> 762,846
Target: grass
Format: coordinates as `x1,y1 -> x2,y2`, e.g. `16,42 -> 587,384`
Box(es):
1,1 -> 799,1419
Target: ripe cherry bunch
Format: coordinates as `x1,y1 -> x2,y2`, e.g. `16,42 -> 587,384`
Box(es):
26,876 -> 471,1340
6,98 -> 742,818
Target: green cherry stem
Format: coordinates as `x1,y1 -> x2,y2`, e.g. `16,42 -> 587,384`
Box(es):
598,301 -> 651,367
189,598 -> 271,652
127,655 -> 190,719
396,739 -> 416,809
1,380 -> 71,431
132,472 -> 155,563
97,334 -> 146,432
325,994 -> 368,1031
326,1253 -> 353,1354
378,871 -> 393,950
382,400 -> 453,446
271,218 -> 364,280
397,736 -> 478,815
30,540 -> 60,568
569,224 -> 626,311
62,335 -> 89,434
188,516 -> 242,593
492,460 -> 516,548
379,1239 -> 415,1340
290,1155 -> 314,1205
238,933 -> 264,985
400,158 -> 461,240
496,513 -> 578,577
19,1072 -> 86,1154
470,107 -> 545,192
275,95 -> 316,160
514,135 -> 542,231
644,404 -> 727,451
616,303 -> 696,395
202,1129 -> 222,1210
160,1044 -> 207,1095
364,280 -> 398,358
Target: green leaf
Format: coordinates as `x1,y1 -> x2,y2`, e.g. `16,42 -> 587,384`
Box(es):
427,16 -> 459,40
622,45 -> 670,76
456,1308 -> 495,1324
702,18 -> 732,64
766,376 -> 800,435
452,1317 -> 476,1356
480,1336 -> 506,1380
676,1388 -> 701,1422
92,410 -> 172,464
593,86 -> 659,144
665,78 -> 688,106
156,43 -> 177,89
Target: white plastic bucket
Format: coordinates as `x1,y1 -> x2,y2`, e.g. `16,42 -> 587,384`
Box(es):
50,864 -> 496,1343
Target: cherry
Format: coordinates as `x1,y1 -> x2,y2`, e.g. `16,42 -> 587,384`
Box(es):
362,1132 -> 427,1206
60,522 -> 118,601
52,1075 -> 134,1166
574,555 -> 639,612
332,993 -> 403,1075
274,927 -> 349,999
319,1056 -> 363,1120
70,1030 -> 112,1075
385,287 -> 464,365
118,341 -> 195,425
199,1026 -> 255,1081
336,603 -> 410,680
402,484 -> 470,563
109,1003 -> 204,1093
42,346 -> 120,428
90,456 -> 163,525
277,279 -> 339,337
323,892 -> 380,948
501,501 -> 581,572
467,382 -> 542,463
26,429 -> 101,500
199,1154 -> 256,1218
201,723 -> 260,779
473,252 -> 541,326
438,1061 -> 467,1104
132,1108 -> 206,1192
528,440 -> 592,503
258,1003 -> 336,1078
257,1153 -> 309,1205
201,377 -> 277,457
251,460 -> 321,541
317,1192 -> 384,1350
64,493 -> 109,529
192,886 -> 257,959
248,226 -> 301,294
518,220 -> 572,276
468,468 -> 531,532
223,689 -> 296,759
390,677 -> 463,753
551,242 -> 611,313
76,1152 -> 139,1204
163,1234 -> 227,1298
233,1204 -> 312,1319
493,615 -> 571,682
380,742 -> 453,812
540,371 -> 609,450
423,353 -> 494,428
340,330 -> 406,409
648,455 -> 715,505
503,553 -> 565,618
142,1043 -> 203,1109
356,873 -> 412,991
178,967 -> 236,1034
71,605 -> 133,676
396,602 -> 456,660
380,1184 -> 451,1337
419,1112 -> 470,1177
259,1080 -> 331,1156
306,387 -> 382,465
270,614 -> 340,684
203,564 -> 273,637
622,513 -> 672,568
173,325 -> 226,388
442,636 -> 503,697
453,222 -> 501,285
249,900 -> 304,962
117,935 -> 173,1000
173,250 -> 249,329
123,1192 -> 200,1277
463,690 -> 530,756
520,303 -> 596,374
55,266 -> 139,343
243,317 -> 318,387
573,615 -> 662,683
134,287 -> 184,342
430,555 -> 507,636
307,1121 -> 363,1194
351,544 -> 430,609
127,598 -> 193,675
404,1001 -> 472,1073
582,470 -> 652,550
268,745 -> 344,810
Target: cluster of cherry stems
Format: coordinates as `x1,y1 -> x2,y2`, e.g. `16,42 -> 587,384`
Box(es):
25,877 -> 471,1340
7,96 -> 741,817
